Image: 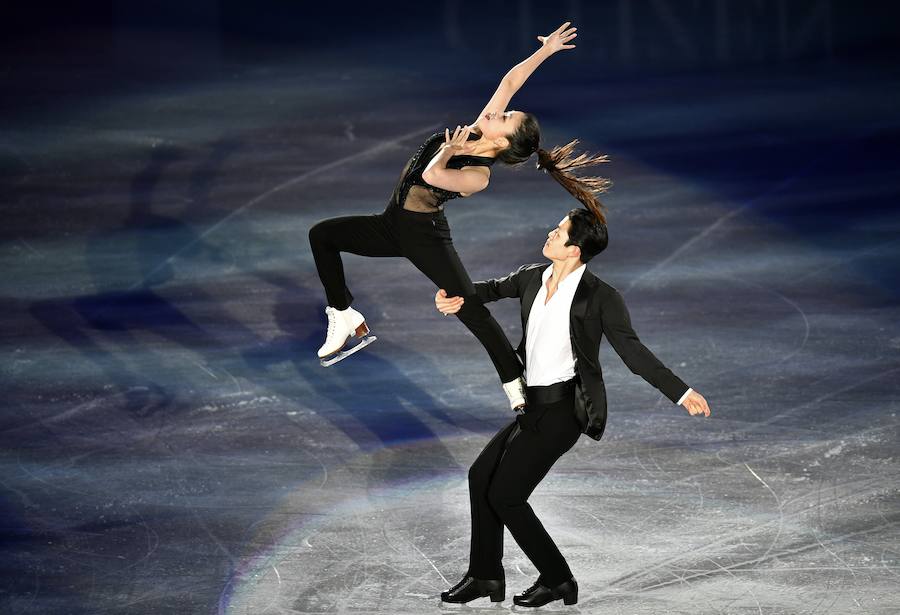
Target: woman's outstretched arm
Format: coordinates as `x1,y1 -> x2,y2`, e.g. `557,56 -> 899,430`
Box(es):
422,23 -> 578,196
472,21 -> 578,125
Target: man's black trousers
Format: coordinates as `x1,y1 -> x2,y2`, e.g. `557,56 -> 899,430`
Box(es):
308,205 -> 522,382
466,382 -> 582,586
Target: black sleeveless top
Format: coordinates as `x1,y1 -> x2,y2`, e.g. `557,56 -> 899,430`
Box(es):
389,130 -> 496,213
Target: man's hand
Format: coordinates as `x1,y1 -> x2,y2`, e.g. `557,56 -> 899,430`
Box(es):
435,289 -> 464,315
681,390 -> 711,417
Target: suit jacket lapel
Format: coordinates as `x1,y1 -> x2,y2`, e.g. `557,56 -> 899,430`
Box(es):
570,270 -> 594,325
521,265 -> 549,326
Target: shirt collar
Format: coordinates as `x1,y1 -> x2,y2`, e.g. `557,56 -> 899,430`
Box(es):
541,262 -> 587,290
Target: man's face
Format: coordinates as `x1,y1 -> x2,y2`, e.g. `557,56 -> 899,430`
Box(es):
542,216 -> 579,261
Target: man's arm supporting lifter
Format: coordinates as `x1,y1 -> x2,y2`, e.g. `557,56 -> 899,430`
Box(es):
474,264 -> 531,304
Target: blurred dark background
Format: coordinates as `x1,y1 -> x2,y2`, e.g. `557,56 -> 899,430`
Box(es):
4,1 -> 899,108
4,1 -> 898,292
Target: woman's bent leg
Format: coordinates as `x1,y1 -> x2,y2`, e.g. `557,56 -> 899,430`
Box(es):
308,215 -> 401,309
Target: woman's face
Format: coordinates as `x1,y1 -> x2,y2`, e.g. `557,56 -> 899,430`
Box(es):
477,110 -> 525,142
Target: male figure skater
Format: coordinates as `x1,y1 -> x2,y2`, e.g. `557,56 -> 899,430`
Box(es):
434,208 -> 711,607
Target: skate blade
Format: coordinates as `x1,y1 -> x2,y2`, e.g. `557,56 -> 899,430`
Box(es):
319,335 -> 377,367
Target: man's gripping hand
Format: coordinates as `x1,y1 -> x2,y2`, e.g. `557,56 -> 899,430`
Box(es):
681,390 -> 711,417
435,289 -> 464,316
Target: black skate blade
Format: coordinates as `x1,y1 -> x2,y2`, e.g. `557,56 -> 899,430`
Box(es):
319,335 -> 377,367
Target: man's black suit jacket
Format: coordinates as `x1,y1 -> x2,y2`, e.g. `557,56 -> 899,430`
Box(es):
474,263 -> 689,441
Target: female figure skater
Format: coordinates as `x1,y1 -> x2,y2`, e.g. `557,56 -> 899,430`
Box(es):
308,21 -> 608,409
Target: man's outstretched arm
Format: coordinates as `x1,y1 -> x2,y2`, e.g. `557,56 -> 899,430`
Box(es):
601,290 -> 710,416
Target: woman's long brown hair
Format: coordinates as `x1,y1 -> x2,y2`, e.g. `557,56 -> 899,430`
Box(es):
536,140 -> 611,224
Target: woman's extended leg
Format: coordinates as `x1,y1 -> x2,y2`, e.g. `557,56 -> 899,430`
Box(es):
308,214 -> 401,309
404,239 -> 523,383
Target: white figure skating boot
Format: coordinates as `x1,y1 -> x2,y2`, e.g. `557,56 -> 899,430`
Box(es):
502,376 -> 527,413
317,306 -> 377,367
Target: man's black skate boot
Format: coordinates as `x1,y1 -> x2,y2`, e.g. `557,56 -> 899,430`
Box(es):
440,575 -> 505,603
513,577 -> 578,607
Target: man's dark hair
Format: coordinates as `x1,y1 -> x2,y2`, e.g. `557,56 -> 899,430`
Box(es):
565,208 -> 608,263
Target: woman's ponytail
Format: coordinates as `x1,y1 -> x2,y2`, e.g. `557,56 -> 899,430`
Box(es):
535,140 -> 611,225
499,114 -> 611,223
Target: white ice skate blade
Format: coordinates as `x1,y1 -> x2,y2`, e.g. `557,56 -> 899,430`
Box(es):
319,335 -> 377,367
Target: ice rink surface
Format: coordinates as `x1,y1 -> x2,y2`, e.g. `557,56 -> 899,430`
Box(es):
2,4 -> 899,614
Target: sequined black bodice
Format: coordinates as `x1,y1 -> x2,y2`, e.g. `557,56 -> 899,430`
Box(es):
390,130 -> 496,213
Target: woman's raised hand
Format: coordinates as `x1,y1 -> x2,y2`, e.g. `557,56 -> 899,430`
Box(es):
537,21 -> 577,53
443,124 -> 476,154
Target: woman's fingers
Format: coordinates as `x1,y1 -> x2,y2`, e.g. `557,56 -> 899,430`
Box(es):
450,125 -> 462,146
445,125 -> 472,149
541,22 -> 577,50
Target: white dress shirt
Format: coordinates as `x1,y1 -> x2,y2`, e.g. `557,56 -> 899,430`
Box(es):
524,264 -> 586,387
524,264 -> 693,406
